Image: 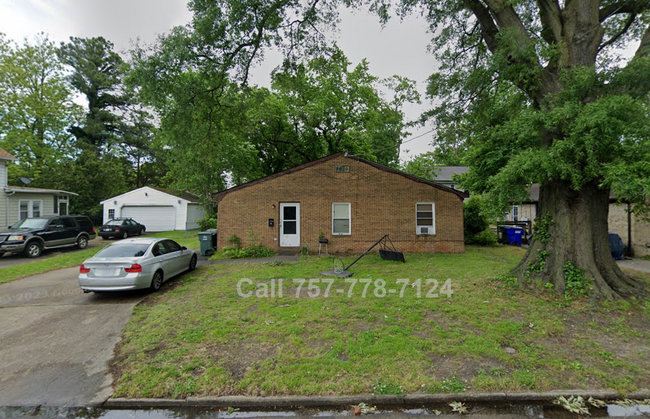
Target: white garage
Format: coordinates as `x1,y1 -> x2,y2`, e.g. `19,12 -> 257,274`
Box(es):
101,187 -> 206,232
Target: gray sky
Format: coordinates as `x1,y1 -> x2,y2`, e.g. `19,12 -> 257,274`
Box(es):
0,0 -> 439,160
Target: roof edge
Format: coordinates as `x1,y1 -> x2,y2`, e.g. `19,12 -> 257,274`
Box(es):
212,152 -> 467,201
100,186 -> 199,204
6,187 -> 78,196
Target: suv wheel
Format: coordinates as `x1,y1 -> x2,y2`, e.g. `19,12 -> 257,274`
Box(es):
77,235 -> 89,249
24,241 -> 43,258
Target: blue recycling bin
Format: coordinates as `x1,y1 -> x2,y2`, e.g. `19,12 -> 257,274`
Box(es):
504,227 -> 523,246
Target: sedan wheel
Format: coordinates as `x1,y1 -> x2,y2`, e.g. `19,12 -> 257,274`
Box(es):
189,254 -> 198,271
139,228 -> 145,236
121,231 -> 128,240
150,270 -> 163,292
24,242 -> 43,258
77,236 -> 88,249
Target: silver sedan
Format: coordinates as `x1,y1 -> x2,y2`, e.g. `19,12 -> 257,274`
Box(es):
78,238 -> 197,292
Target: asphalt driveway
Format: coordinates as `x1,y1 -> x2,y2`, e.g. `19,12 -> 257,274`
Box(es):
0,237 -> 105,268
0,267 -> 148,407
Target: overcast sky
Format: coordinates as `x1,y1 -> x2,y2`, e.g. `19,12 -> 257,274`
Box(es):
0,0 -> 440,160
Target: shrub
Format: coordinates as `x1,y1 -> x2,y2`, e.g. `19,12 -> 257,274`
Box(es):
467,228 -> 497,245
227,234 -> 242,250
464,196 -> 494,244
223,228 -> 275,259
197,214 -> 217,230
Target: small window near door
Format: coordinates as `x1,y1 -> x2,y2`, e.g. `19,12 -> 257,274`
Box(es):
416,203 -> 435,235
108,209 -> 115,220
332,203 -> 351,235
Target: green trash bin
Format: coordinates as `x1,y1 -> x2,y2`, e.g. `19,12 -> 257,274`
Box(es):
198,229 -> 217,256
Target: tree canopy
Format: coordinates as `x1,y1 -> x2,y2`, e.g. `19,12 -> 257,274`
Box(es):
133,0 -> 650,299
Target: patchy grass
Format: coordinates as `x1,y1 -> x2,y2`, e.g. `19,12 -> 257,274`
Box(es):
0,230 -> 199,285
111,246 -> 650,399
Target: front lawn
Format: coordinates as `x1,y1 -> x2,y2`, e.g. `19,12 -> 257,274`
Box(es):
0,230 -> 200,285
111,246 -> 650,399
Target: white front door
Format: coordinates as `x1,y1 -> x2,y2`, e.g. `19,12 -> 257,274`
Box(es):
279,203 -> 300,247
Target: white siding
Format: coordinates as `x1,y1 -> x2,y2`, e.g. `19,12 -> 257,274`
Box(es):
0,160 -> 8,229
5,193 -> 56,228
186,204 -> 206,230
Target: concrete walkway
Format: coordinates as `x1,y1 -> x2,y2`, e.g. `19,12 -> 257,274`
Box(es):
617,258 -> 650,274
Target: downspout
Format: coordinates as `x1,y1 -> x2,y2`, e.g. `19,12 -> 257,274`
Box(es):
4,188 -> 16,229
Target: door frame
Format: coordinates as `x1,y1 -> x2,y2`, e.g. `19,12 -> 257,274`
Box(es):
279,202 -> 300,247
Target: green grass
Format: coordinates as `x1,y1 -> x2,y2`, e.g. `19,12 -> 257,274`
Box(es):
0,230 -> 200,285
111,246 -> 650,398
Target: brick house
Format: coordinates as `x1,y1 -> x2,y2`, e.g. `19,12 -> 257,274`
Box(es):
213,153 -> 466,254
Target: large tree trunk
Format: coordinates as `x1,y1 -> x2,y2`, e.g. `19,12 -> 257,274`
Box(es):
512,180 -> 648,300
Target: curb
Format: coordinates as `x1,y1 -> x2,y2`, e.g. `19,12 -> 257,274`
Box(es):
103,389 -> 650,410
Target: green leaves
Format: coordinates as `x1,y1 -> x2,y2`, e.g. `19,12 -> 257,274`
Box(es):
0,33 -> 82,184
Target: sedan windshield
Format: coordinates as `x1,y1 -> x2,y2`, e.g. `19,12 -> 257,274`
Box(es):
95,244 -> 150,258
11,219 -> 48,229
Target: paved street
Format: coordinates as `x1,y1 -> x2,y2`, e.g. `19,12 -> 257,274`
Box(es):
0,267 -> 148,406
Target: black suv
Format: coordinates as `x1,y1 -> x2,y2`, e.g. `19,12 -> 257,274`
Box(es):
0,215 -> 97,258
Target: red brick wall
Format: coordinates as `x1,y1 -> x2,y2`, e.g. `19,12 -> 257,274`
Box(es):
217,156 -> 464,253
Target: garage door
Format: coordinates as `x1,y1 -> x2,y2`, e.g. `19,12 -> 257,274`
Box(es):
121,206 -> 176,232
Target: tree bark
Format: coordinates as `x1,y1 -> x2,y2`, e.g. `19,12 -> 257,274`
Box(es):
511,180 -> 649,300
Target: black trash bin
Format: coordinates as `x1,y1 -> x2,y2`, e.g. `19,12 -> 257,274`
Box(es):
198,229 -> 217,256
609,233 -> 625,260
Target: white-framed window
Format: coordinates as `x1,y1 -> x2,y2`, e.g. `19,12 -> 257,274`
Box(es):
108,209 -> 115,220
19,200 -> 42,220
512,205 -> 519,222
332,202 -> 351,235
416,202 -> 435,235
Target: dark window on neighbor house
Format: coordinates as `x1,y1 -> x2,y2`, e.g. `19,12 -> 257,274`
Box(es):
416,203 -> 435,235
512,205 -> 519,222
332,203 -> 351,235
108,209 -> 115,220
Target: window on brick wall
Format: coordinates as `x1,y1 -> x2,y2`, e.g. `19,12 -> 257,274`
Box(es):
332,202 -> 351,235
416,203 -> 435,235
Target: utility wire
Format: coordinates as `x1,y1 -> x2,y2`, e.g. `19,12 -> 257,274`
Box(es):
355,128 -> 436,158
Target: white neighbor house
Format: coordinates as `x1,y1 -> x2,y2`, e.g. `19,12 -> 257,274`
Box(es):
101,186 -> 206,232
1,146 -> 77,230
